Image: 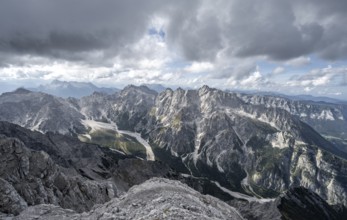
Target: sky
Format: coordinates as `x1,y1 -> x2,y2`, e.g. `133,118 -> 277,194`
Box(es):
0,0 -> 347,99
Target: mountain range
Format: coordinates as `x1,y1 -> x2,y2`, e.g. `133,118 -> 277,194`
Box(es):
1,84 -> 347,219
27,80 -> 120,98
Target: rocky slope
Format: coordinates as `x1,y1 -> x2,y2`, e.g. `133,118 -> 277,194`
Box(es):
0,121 -> 171,216
0,135 -> 115,215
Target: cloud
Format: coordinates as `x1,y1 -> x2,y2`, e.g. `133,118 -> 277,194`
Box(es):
239,71 -> 263,86
273,67 -> 285,74
184,62 -> 214,73
285,56 -> 311,67
165,0 -> 323,62
0,0 -> 347,98
287,65 -> 347,87
0,0 -> 170,65
1,0 -> 347,66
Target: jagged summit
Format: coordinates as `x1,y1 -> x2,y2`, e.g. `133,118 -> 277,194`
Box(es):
199,84 -> 211,90
14,87 -> 32,93
51,79 -> 95,88
198,84 -> 218,94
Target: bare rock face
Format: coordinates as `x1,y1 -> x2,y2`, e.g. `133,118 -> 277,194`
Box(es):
0,178 -> 28,215
14,178 -> 245,220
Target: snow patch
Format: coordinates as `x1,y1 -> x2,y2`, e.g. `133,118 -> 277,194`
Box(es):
300,113 -> 307,117
215,150 -> 227,173
193,130 -> 205,166
317,110 -> 335,121
212,181 -> 275,203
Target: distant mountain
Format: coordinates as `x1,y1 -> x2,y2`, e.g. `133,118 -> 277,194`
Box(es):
0,88 -> 86,134
140,83 -> 167,92
288,94 -> 347,104
228,89 -> 346,104
28,80 -> 119,98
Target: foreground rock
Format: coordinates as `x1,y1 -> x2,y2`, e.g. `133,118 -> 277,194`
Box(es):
10,178 -> 347,220
14,178 -> 244,220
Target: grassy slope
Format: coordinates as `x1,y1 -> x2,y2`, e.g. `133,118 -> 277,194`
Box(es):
79,129 -> 147,159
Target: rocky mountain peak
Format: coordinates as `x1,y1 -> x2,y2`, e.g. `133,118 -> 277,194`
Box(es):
11,88 -> 32,94
123,84 -> 157,95
198,85 -> 213,93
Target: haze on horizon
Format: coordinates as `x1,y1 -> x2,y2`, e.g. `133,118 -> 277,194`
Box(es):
1,0 -> 347,99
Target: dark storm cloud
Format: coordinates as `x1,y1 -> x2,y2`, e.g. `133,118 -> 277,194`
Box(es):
3,31 -> 106,54
165,1 -> 222,62
1,0 -> 347,66
0,0 -> 169,64
165,0 -> 347,62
